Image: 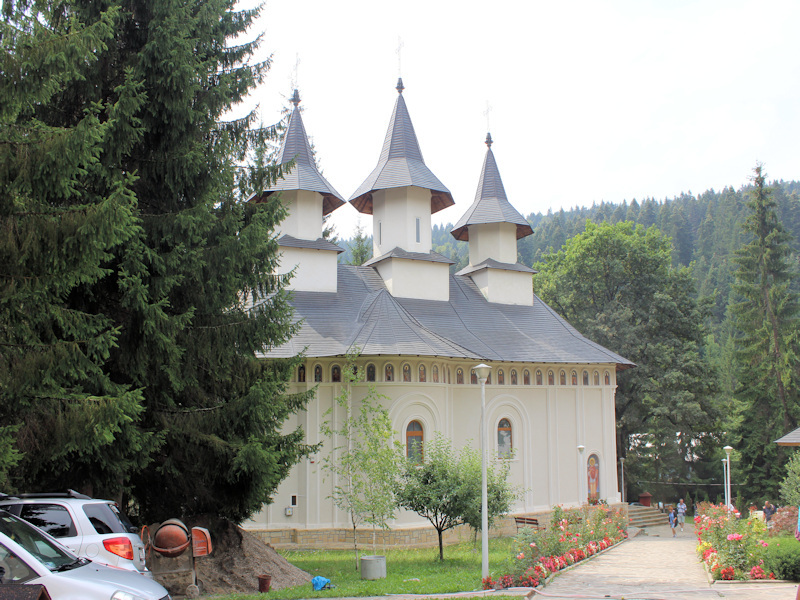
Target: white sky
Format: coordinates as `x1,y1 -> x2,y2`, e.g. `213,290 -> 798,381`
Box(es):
246,0 -> 800,240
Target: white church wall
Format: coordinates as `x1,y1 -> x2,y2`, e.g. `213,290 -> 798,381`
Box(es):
274,190 -> 324,240
555,390 -> 579,504
276,246 -> 338,292
240,358 -> 621,534
375,259 -> 449,301
371,187 -> 432,256
468,222 -> 518,265
470,269 -> 533,306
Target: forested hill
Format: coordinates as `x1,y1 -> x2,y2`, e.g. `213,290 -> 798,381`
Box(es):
427,180 -> 800,330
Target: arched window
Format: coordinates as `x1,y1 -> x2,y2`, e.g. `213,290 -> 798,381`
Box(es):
571,370 -> 578,385
332,365 -> 341,383
523,369 -> 531,385
498,370 -> 505,385
498,418 -> 513,458
604,371 -> 611,385
403,363 -> 411,382
406,420 -> 424,463
419,365 -> 426,382
433,365 -> 439,383
366,364 -> 376,382
560,370 -> 566,385
457,368 -> 464,384
510,369 -> 518,385
536,370 -> 543,385
314,365 -> 322,382
548,370 -> 554,385
385,364 -> 394,382
583,370 -> 589,385
298,365 -> 306,383
471,369 -> 478,385
594,371 -> 600,385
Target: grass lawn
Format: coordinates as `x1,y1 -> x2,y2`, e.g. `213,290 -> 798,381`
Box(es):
210,537 -> 519,599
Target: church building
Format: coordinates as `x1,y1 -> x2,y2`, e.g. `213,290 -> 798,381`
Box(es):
243,80 -> 633,544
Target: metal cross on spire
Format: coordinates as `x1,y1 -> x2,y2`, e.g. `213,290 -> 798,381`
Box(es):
291,53 -> 301,91
396,36 -> 404,77
483,101 -> 493,134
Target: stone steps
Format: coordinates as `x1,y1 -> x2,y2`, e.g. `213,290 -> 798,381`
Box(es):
628,505 -> 671,528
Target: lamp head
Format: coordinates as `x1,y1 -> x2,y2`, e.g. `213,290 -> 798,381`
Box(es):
474,363 -> 491,381
577,445 -> 585,453
723,445 -> 733,456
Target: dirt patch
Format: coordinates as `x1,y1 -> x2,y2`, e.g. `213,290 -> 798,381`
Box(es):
147,516 -> 310,597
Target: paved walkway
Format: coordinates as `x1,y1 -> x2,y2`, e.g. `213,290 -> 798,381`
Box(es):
532,524 -> 796,600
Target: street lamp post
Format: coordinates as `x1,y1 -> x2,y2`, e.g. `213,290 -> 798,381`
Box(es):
474,363 -> 492,581
577,445 -> 585,504
721,459 -> 728,508
619,457 -> 625,503
724,445 -> 733,511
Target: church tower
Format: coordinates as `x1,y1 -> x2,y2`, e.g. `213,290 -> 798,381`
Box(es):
451,133 -> 535,305
250,90 -> 344,292
350,79 -> 454,301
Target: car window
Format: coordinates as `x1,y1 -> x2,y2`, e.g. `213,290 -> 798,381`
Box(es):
19,504 -> 76,538
82,503 -> 130,535
0,514 -> 75,571
0,543 -> 37,584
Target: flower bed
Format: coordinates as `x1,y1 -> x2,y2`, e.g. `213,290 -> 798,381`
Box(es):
483,505 -> 628,590
695,502 -> 775,581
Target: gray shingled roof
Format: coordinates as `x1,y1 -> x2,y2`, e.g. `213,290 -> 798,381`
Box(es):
456,258 -> 536,276
451,134 -> 534,242
349,79 -> 454,216
363,247 -> 454,267
260,264 -> 634,369
262,90 -> 345,215
278,235 -> 344,253
775,427 -> 800,446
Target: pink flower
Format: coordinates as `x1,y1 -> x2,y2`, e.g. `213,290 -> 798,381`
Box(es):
529,542 -> 537,548
517,553 -> 525,560
726,533 -> 743,541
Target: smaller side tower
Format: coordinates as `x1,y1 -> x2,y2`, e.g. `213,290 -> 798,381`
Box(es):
451,133 -> 535,305
250,90 -> 344,292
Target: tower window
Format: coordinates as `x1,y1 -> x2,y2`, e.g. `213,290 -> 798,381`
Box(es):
416,217 -> 421,243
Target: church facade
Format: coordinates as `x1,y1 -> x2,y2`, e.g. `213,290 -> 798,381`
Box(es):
242,81 -> 633,540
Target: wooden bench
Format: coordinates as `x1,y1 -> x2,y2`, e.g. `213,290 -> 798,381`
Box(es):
514,516 -> 544,532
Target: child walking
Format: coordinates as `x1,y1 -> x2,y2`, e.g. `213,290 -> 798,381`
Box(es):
669,507 -> 678,537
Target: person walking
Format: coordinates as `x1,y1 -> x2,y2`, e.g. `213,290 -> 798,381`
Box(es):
764,501 -> 776,528
669,506 -> 678,537
677,498 -> 687,532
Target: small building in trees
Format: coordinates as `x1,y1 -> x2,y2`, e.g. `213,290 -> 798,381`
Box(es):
244,81 -> 633,544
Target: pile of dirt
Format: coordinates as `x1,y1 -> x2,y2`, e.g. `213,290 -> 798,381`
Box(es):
148,516 -> 310,597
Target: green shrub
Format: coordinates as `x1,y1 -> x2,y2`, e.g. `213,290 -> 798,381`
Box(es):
763,537 -> 800,580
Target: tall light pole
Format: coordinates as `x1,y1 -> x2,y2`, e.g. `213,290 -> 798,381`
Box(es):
577,445 -> 585,504
724,445 -> 733,510
474,363 -> 492,581
619,457 -> 625,503
721,459 -> 729,508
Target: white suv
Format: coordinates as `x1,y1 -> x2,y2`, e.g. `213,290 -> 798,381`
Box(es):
0,491 -> 151,578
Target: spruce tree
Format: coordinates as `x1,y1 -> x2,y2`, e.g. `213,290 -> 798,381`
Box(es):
731,165 -> 800,502
0,3 -> 155,494
2,0 -> 314,522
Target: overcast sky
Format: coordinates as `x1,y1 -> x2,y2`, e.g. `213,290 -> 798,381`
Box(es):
247,0 -> 800,240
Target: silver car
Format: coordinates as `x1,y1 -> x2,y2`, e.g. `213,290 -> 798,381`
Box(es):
0,510 -> 170,600
0,492 -> 150,578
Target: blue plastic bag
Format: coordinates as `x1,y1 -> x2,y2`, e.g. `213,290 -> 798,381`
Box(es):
312,576 -> 331,591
